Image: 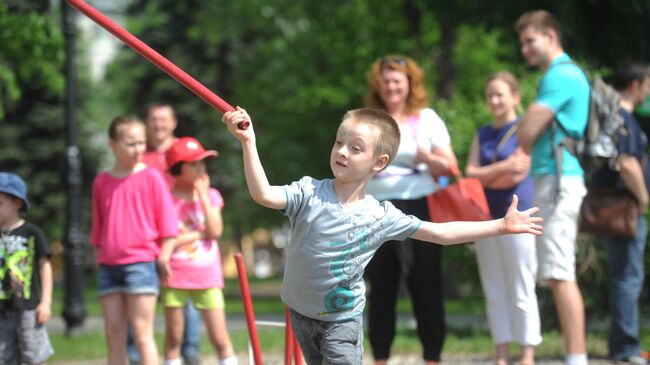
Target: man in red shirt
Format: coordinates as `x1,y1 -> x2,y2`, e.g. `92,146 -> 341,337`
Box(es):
142,103 -> 178,186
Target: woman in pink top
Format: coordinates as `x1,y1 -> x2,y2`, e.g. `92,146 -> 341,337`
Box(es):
161,137 -> 236,365
90,116 -> 178,365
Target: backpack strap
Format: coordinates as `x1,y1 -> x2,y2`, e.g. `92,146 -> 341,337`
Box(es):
546,59 -> 589,206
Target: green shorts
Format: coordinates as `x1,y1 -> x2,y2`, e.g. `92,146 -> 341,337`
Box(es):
160,287 -> 225,309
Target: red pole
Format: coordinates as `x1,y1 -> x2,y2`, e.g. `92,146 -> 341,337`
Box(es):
284,307 -> 293,365
64,0 -> 249,128
293,334 -> 303,365
234,253 -> 263,365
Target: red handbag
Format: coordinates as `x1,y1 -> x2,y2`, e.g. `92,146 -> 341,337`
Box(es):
426,166 -> 491,223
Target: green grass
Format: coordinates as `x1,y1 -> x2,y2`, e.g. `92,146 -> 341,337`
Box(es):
50,276 -> 643,362
50,325 -> 641,362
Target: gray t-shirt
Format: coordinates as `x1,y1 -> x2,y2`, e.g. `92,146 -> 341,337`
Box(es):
281,177 -> 421,322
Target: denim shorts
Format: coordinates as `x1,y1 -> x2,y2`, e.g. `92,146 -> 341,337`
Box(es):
97,261 -> 159,297
0,309 -> 54,365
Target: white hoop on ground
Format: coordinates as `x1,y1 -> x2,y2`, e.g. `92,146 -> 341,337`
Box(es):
247,320 -> 287,364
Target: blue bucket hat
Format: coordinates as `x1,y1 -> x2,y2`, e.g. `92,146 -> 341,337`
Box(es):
0,172 -> 30,212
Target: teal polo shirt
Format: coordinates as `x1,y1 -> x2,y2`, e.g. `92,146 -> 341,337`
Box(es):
531,53 -> 590,176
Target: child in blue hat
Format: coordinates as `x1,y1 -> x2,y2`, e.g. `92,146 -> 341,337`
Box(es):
0,172 -> 54,364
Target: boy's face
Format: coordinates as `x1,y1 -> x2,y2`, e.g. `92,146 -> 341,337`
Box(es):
0,193 -> 21,226
330,119 -> 388,182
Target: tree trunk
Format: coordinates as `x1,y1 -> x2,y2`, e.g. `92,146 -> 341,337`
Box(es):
435,18 -> 457,101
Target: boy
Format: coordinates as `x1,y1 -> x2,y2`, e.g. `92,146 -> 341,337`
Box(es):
222,107 -> 543,364
0,172 -> 54,365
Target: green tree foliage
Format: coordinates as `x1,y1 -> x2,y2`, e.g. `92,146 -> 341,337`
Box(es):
0,1 -> 101,241
102,0 -> 650,315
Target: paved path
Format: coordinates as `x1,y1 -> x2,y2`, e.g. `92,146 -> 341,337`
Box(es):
47,314 -> 488,333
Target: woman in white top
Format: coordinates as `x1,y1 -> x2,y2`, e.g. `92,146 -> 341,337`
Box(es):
364,55 -> 457,365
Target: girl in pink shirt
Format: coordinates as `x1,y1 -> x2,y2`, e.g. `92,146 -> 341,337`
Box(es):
90,116 -> 178,365
161,137 -> 237,365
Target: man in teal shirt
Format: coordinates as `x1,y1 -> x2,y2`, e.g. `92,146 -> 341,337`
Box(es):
516,10 -> 590,365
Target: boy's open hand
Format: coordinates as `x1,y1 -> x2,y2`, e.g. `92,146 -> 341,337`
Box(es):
222,107 -> 254,142
503,194 -> 543,235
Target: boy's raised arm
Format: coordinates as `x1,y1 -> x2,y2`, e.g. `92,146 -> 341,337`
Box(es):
411,195 -> 543,245
222,107 -> 287,210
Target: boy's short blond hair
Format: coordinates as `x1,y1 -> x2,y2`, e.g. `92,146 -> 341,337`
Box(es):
515,10 -> 562,42
341,108 -> 400,167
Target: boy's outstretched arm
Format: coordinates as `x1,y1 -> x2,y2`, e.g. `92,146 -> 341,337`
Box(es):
411,195 -> 543,245
222,107 -> 287,210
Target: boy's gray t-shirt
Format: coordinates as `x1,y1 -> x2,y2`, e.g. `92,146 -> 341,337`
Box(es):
281,176 -> 421,322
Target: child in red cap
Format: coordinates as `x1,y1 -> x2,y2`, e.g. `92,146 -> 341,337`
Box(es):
161,137 -> 237,365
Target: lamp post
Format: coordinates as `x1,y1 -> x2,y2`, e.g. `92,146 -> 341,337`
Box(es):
61,0 -> 87,334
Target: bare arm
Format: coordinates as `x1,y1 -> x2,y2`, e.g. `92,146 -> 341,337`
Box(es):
410,195 -> 543,245
517,103 -> 555,153
194,175 -> 223,239
618,155 -> 649,213
465,135 -> 507,184
416,143 -> 458,177
35,257 -> 52,324
222,108 -> 287,210
465,134 -> 530,189
157,236 -> 176,281
174,230 -> 203,247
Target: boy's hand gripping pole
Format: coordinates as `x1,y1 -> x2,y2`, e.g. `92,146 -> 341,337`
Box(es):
65,0 -> 249,129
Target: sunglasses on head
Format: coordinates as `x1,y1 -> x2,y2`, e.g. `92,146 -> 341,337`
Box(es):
380,57 -> 407,68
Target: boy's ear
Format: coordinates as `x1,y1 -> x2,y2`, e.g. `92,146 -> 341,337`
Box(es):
373,154 -> 390,172
12,198 -> 23,211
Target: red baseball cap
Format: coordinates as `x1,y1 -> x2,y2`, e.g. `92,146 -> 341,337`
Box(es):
166,136 -> 218,168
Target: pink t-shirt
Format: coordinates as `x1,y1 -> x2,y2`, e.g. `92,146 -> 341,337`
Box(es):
90,167 -> 178,265
164,188 -> 225,289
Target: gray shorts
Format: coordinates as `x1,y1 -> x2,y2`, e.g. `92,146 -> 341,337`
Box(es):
289,309 -> 363,365
0,309 -> 54,365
